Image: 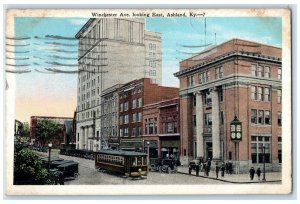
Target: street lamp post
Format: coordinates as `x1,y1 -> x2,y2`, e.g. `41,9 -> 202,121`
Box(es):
48,143 -> 52,172
230,116 -> 242,175
262,144 -> 266,181
147,141 -> 150,170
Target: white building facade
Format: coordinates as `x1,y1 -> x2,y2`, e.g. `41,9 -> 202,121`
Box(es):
75,18 -> 162,151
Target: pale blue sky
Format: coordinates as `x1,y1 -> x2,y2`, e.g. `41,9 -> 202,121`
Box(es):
10,17 -> 282,121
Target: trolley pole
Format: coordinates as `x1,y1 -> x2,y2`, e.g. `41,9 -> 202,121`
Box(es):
48,143 -> 52,172
147,141 -> 150,170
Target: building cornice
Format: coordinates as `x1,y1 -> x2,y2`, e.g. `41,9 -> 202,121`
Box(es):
174,50 -> 282,78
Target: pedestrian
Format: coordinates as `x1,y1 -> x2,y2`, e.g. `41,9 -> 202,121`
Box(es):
221,163 -> 226,177
228,161 -> 233,175
215,163 -> 220,179
249,167 -> 255,180
256,167 -> 261,180
225,162 -> 229,174
207,158 -> 211,168
196,164 -> 200,176
205,162 -> 210,176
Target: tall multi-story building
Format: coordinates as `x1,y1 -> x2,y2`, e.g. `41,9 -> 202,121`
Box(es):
75,18 -> 162,151
174,39 -> 282,172
118,78 -> 179,151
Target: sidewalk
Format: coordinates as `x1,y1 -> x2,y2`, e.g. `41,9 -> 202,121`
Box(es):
177,166 -> 282,184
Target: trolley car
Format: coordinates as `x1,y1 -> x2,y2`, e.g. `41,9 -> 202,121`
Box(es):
95,149 -> 148,177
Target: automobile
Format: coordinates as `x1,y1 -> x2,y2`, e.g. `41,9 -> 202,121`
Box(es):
188,157 -> 204,174
56,162 -> 79,179
159,159 -> 178,173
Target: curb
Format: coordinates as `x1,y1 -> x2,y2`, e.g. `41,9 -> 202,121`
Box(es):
177,171 -> 282,184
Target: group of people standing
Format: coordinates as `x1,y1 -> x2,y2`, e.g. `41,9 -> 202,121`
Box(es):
215,161 -> 233,178
249,167 -> 262,180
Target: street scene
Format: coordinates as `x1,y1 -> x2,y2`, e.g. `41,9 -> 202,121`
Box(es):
7,9 -> 287,191
36,149 -> 280,185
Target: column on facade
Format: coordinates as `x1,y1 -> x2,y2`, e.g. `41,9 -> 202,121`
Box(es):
211,87 -> 221,160
81,127 -> 85,149
195,91 -> 204,158
85,126 -> 89,150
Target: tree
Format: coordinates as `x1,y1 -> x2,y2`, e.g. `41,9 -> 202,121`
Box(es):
36,119 -> 60,146
23,122 -> 30,138
14,145 -> 55,185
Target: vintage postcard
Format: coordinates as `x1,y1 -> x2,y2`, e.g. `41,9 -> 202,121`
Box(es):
5,8 -> 292,195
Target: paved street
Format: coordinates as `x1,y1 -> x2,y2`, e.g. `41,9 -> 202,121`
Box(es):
38,150 -> 281,185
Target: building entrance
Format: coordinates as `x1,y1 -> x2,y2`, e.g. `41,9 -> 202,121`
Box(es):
206,142 -> 213,160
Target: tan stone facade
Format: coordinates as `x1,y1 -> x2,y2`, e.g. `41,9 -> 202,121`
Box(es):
75,18 -> 162,151
174,39 -> 282,172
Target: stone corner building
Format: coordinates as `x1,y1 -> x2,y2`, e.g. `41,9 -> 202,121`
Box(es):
174,39 -> 282,172
75,18 -> 162,151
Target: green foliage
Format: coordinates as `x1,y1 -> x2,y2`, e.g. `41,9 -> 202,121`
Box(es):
14,146 -> 55,185
23,122 -> 30,138
36,119 -> 60,144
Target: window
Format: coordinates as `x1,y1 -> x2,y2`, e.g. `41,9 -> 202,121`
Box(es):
132,127 -> 136,136
258,65 -> 264,77
251,136 -> 271,163
265,110 -> 271,125
205,91 -> 212,105
137,126 -> 142,136
215,66 -> 223,79
138,98 -> 142,107
257,87 -> 263,101
278,112 -> 282,126
167,122 -> 173,133
193,115 -> 196,127
132,99 -> 136,109
199,73 -> 204,84
206,71 -> 210,82
277,90 -> 282,103
119,128 -> 123,137
138,112 -> 142,122
149,70 -> 156,76
187,75 -> 194,87
204,113 -> 212,126
278,67 -> 282,80
251,64 -> 257,76
120,103 -> 123,112
264,87 -> 270,101
124,115 -> 129,124
251,86 -> 257,100
124,128 -> 128,137
124,101 -> 129,111
119,115 -> 123,125
265,66 -> 271,78
132,113 -> 137,122
258,110 -> 264,124
193,95 -> 196,106
251,109 -> 257,124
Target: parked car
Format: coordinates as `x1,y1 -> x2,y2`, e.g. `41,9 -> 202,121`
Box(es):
188,157 -> 203,174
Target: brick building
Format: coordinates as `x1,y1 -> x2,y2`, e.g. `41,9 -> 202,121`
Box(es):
143,97 -> 180,159
30,116 -> 73,147
174,39 -> 282,172
100,84 -> 123,150
118,78 -> 179,151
